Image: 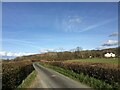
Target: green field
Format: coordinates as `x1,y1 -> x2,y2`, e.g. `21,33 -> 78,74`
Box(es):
65,58 -> 118,64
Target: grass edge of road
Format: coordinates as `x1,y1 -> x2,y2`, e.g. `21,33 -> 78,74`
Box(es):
39,62 -> 119,90
17,70 -> 37,88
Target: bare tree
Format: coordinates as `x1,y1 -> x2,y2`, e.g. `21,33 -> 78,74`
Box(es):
76,47 -> 83,51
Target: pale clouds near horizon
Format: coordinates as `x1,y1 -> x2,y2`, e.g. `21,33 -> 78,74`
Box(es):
96,32 -> 118,49
0,51 -> 36,57
39,48 -> 65,53
102,40 -> 118,46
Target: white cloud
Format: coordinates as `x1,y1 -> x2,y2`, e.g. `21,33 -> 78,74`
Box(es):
0,52 -> 6,56
102,40 -> 118,46
109,32 -> 118,37
95,46 -> 107,50
61,16 -> 116,33
68,16 -> 81,23
39,49 -> 48,53
39,49 -> 56,53
39,47 -> 65,53
62,15 -> 82,32
0,51 -> 36,57
56,47 -> 65,51
6,52 -> 14,56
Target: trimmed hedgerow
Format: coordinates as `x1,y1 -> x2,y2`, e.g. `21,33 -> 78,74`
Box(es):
40,61 -> 120,90
2,61 -> 34,90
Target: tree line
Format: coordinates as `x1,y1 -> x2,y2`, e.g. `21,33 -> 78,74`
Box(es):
14,47 -> 119,61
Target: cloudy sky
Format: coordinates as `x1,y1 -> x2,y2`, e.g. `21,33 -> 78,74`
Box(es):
1,2 -> 118,57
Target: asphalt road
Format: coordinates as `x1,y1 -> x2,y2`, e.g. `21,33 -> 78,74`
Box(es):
33,63 -> 93,89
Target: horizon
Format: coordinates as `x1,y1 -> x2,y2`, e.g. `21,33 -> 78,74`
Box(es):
1,2 -> 118,58
1,47 -> 118,60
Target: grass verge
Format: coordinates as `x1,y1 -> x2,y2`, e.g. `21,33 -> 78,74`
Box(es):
17,70 -> 37,88
39,62 -> 119,90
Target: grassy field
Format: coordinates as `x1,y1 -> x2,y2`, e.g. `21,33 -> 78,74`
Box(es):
65,58 -> 118,64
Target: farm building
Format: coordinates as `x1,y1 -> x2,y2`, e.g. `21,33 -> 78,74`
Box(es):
104,52 -> 115,58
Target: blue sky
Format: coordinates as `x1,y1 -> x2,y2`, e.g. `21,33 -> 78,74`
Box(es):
2,2 -> 118,55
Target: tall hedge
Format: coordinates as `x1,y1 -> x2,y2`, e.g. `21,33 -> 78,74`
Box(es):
2,61 -> 34,89
44,61 -> 120,88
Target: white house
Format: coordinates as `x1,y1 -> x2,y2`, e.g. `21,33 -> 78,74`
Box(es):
104,53 -> 111,58
104,52 -> 116,58
110,53 -> 116,57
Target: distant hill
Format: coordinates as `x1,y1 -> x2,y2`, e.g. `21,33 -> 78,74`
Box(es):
13,47 -> 119,62
0,56 -> 16,60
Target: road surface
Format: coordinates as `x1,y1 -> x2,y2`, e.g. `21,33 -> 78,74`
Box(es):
33,63 -> 93,89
